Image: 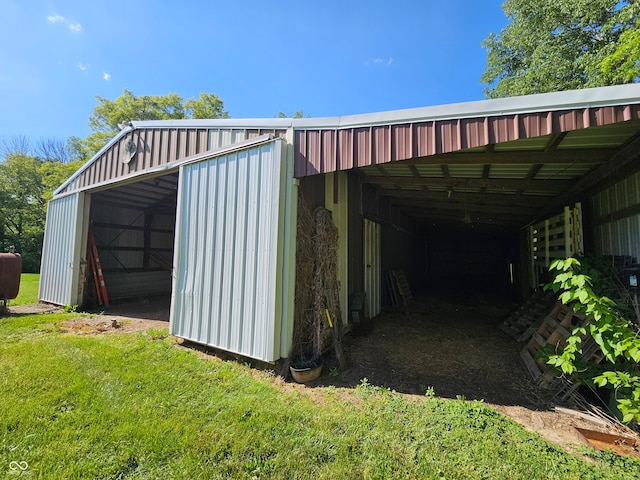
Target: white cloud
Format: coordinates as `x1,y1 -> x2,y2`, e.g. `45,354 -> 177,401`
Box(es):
47,14 -> 65,23
366,57 -> 394,67
69,23 -> 82,32
103,72 -> 111,81
77,62 -> 89,71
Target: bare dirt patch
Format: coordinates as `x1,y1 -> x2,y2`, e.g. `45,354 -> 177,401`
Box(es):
284,295 -> 640,457
60,296 -> 171,334
3,302 -> 63,315
61,316 -> 169,335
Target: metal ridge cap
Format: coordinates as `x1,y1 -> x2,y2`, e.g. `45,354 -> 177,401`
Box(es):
292,84 -> 640,130
131,118 -> 295,129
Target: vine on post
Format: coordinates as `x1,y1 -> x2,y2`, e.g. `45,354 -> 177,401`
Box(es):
544,258 -> 640,424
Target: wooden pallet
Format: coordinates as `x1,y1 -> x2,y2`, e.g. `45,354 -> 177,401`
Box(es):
500,290 -> 556,341
519,302 -> 603,404
387,270 -> 413,307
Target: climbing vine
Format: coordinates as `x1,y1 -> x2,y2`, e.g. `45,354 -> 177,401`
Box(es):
544,258 -> 640,423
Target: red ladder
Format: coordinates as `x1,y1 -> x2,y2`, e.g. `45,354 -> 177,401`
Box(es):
89,231 -> 109,306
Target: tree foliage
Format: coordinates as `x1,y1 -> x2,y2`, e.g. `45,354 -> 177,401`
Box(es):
601,18 -> 640,83
1,89 -> 229,272
72,89 -> 229,161
277,111 -> 309,118
482,0 -> 640,98
0,138 -> 81,271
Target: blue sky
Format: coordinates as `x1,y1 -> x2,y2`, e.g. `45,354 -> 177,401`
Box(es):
0,1 -> 508,142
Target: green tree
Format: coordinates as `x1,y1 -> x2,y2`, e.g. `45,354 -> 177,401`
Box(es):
72,89 -> 229,161
0,153 -> 46,271
482,0 -> 639,98
277,111 -> 308,118
0,137 -> 77,271
185,92 -> 229,119
600,19 -> 640,82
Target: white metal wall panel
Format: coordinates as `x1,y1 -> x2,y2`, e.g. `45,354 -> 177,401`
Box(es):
363,219 -> 382,318
324,172 -> 349,324
592,171 -> 640,261
39,193 -> 86,305
170,140 -> 285,362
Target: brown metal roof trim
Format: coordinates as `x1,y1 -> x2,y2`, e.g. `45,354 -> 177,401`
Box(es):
59,127 -> 287,194
293,105 -> 640,178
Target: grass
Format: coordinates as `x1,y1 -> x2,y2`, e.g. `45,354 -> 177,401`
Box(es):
10,273 -> 40,306
2,313 -> 640,479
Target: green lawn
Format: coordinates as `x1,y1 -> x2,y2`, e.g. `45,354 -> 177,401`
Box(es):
1,313 -> 639,479
10,273 -> 40,305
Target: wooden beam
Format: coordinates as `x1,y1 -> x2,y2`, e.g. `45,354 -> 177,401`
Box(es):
389,198 -> 540,217
544,132 -> 568,152
401,207 -> 530,226
398,148 -> 611,165
361,175 -> 572,192
377,189 -> 550,206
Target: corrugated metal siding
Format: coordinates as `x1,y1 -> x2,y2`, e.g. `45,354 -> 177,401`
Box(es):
363,219 -> 381,318
294,105 -> 640,177
170,139 -> 285,362
108,271 -> 172,299
592,171 -> 640,261
59,127 -> 287,195
39,193 -> 85,305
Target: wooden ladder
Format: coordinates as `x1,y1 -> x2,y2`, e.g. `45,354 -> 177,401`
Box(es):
89,231 -> 109,306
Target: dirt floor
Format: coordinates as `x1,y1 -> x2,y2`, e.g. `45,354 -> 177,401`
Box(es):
4,294 -> 639,457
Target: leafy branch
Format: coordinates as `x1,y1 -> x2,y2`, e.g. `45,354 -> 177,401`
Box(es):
544,258 -> 640,423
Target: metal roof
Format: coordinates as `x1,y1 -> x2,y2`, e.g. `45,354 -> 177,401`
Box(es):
55,84 -> 640,228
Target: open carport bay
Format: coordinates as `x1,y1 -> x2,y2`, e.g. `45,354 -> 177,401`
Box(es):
333,296 -> 545,407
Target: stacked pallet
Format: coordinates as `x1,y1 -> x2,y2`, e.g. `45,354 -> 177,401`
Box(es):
519,302 -> 603,404
500,290 -> 557,342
